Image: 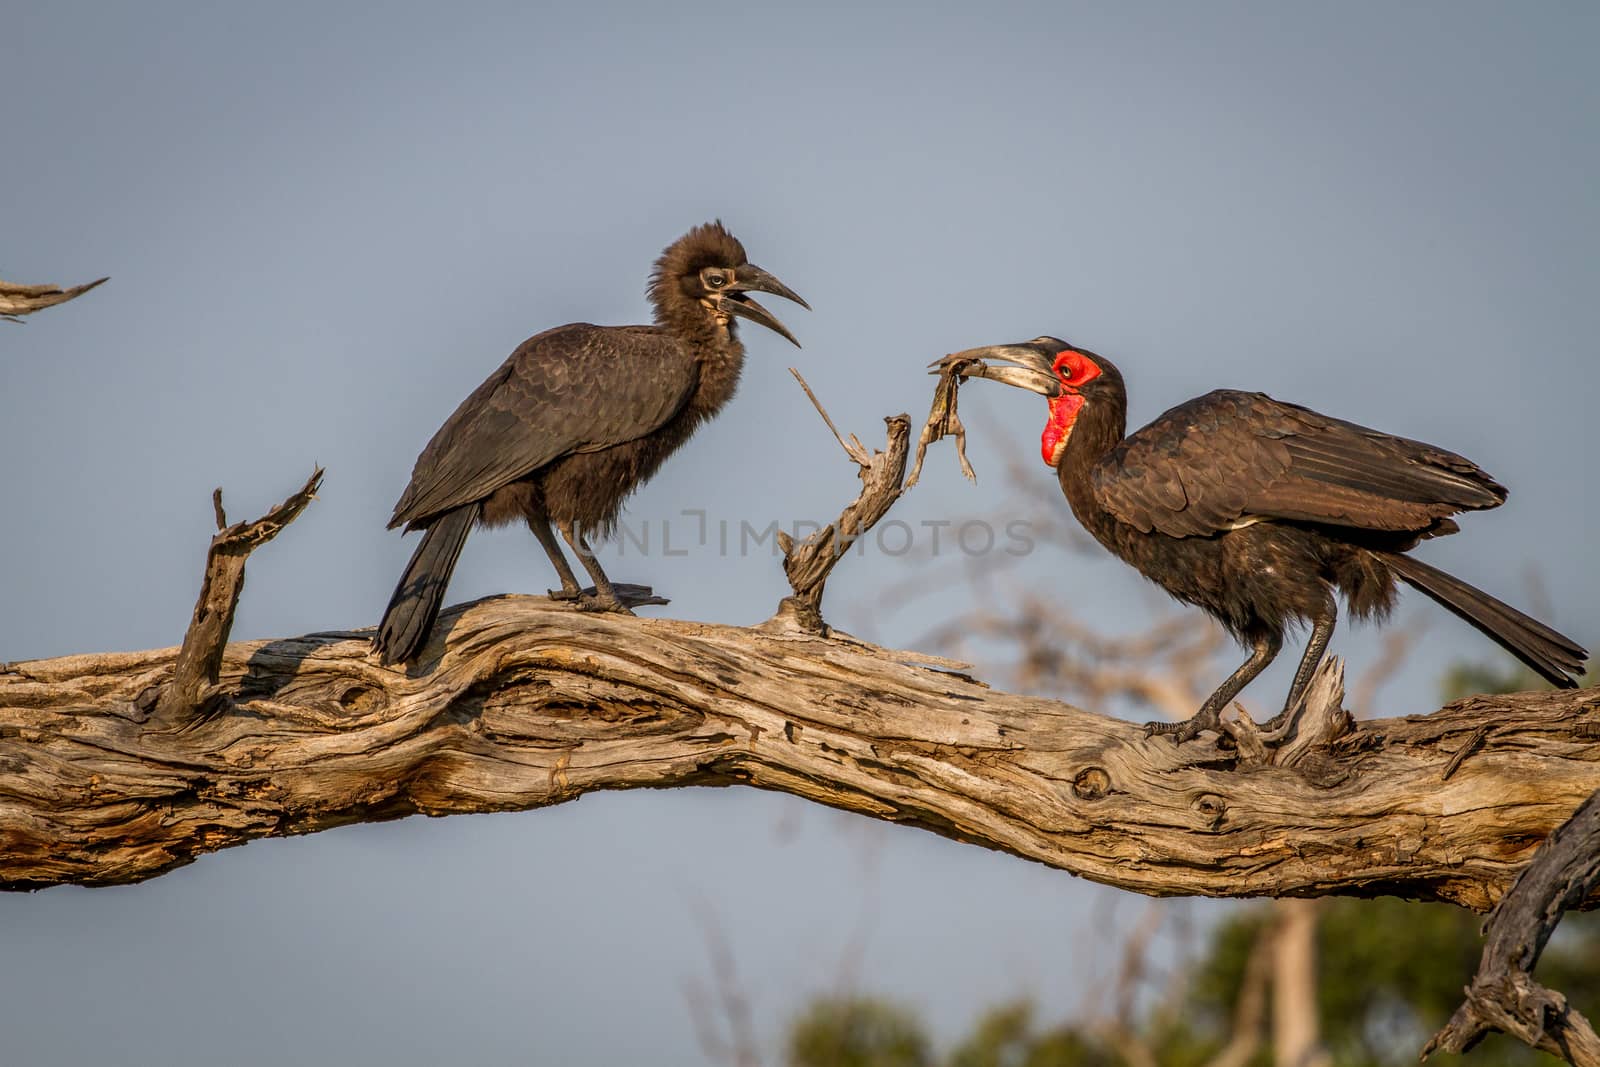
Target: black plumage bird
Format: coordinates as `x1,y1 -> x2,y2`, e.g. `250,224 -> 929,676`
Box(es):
943,337 -> 1587,741
375,222 -> 807,665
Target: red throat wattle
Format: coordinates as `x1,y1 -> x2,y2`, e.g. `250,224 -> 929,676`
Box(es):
1041,393 -> 1084,466
1040,348 -> 1100,466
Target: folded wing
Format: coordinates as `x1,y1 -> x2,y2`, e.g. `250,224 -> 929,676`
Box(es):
1091,390 -> 1506,539
389,324 -> 698,530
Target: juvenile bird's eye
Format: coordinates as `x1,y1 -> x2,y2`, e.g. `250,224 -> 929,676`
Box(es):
705,272 -> 727,288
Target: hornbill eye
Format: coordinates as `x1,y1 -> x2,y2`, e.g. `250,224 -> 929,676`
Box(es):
704,271 -> 728,289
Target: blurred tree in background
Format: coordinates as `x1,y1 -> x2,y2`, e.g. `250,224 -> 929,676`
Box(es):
783,900 -> 1598,1067
778,659 -> 1596,1067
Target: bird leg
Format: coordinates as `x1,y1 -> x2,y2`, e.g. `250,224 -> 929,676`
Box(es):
557,521 -> 636,615
1147,632 -> 1282,743
1264,603 -> 1337,733
529,517 -> 583,601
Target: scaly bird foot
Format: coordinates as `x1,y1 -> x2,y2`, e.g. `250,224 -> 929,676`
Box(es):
559,584 -> 670,613
1144,706 -> 1223,744
606,583 -> 670,608
576,594 -> 636,616
1260,708 -> 1293,734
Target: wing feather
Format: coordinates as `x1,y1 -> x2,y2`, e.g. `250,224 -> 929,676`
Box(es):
1091,390 -> 1506,538
389,324 -> 697,528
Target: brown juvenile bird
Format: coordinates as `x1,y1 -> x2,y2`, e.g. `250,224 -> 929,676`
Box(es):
375,222 -> 807,665
943,337 -> 1587,741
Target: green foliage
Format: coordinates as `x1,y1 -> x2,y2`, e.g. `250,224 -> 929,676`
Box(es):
1189,899 -> 1595,1066
1438,653 -> 1590,704
786,996 -> 933,1067
782,899 -> 1596,1066
946,1002 -> 1113,1067
1439,661 -> 1547,703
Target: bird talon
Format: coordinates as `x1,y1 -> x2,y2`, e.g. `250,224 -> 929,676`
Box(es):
547,587 -> 582,602
575,595 -> 636,616
1144,710 -> 1222,744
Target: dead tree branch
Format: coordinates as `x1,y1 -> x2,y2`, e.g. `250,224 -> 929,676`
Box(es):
1424,786 -> 1600,1066
149,469 -> 324,724
0,275 -> 107,322
767,372 -> 911,634
3,592 -> 1598,899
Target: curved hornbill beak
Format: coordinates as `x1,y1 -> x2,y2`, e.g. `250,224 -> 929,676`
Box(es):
722,265 -> 809,348
931,339 -> 1062,397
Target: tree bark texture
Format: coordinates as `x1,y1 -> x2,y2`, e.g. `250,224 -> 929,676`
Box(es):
3,594 -> 1598,900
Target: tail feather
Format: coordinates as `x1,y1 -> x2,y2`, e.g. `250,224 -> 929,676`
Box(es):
375,504 -> 479,665
1382,552 -> 1587,688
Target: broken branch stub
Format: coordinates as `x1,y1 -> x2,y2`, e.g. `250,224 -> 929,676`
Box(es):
149,467 -> 324,723
767,360 -> 987,635
0,275 -> 108,323
768,370 -> 910,634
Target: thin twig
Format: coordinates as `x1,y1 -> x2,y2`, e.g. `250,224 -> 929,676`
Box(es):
1350,619 -> 1426,715
685,899 -> 762,1067
789,367 -> 868,465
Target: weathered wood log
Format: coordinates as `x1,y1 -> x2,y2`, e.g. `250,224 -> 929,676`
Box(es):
3,594 -> 1597,900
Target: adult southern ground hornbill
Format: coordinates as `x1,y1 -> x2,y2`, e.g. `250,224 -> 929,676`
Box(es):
374,222 -> 807,665
942,337 -> 1587,742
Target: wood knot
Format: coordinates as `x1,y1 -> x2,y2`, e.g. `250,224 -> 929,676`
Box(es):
1193,793 -> 1228,828
1071,766 -> 1111,800
338,684 -> 385,714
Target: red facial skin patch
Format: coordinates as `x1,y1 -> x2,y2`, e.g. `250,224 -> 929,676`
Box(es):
1053,348 -> 1102,389
1040,349 -> 1100,466
1041,393 -> 1084,466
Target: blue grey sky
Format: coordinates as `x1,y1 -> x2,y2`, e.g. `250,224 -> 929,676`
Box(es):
3,3 -> 1595,1064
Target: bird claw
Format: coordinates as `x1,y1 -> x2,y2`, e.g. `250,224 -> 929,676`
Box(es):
555,583 -> 670,614
1144,707 -> 1223,744
606,583 -> 670,608
575,595 -> 636,616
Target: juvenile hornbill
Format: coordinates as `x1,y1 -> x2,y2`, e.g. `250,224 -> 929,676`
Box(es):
374,221 -> 807,665
941,337 -> 1587,742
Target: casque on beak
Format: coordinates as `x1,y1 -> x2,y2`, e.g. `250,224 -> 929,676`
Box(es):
932,340 -> 1061,397
721,264 -> 810,348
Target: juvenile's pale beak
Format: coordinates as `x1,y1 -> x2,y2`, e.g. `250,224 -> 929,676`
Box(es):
722,264 -> 809,348
932,342 -> 1061,397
